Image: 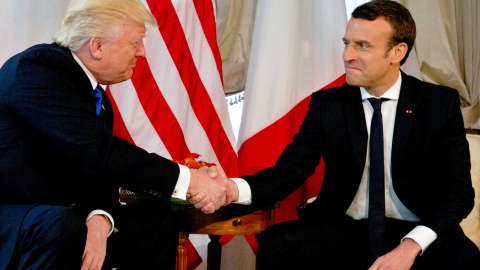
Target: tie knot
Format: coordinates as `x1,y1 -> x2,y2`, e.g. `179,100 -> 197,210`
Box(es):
368,98 -> 388,112
94,84 -> 104,94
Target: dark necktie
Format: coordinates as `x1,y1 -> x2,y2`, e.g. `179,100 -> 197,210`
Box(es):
368,98 -> 387,257
94,85 -> 103,116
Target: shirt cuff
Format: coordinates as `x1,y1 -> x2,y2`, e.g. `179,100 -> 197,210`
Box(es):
401,225 -> 437,255
172,164 -> 191,200
232,178 -> 252,205
86,210 -> 115,237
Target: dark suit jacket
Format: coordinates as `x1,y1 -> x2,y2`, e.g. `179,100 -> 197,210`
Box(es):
244,72 -> 474,238
0,43 -> 181,267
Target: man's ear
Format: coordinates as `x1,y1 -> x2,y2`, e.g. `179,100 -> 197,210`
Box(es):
391,42 -> 408,64
89,37 -> 103,60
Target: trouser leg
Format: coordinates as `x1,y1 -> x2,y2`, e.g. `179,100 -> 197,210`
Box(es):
256,219 -> 365,269
103,203 -> 178,270
9,205 -> 87,270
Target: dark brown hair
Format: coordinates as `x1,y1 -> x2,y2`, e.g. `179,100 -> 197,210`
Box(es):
352,0 -> 416,65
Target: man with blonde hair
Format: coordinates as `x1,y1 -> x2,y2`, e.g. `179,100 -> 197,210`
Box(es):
0,0 -> 230,269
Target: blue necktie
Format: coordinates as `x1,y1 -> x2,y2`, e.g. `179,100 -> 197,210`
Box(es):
368,98 -> 387,257
94,85 -> 103,116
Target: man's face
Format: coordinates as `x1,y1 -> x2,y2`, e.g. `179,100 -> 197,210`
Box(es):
342,18 -> 399,95
98,21 -> 146,85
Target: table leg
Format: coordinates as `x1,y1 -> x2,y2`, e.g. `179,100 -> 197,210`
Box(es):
207,235 -> 222,270
176,231 -> 187,270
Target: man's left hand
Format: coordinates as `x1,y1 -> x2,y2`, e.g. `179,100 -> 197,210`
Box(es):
368,238 -> 421,270
81,215 -> 110,270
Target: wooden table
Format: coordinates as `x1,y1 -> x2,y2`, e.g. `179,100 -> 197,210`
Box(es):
120,192 -> 276,270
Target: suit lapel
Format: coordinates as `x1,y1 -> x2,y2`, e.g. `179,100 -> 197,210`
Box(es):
343,84 -> 368,164
61,44 -> 115,132
60,44 -> 102,119
392,72 -> 418,162
100,88 -> 114,131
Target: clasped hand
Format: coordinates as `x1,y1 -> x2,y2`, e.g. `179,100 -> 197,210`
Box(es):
187,166 -> 238,214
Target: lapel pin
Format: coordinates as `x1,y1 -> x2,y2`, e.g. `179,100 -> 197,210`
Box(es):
406,110 -> 412,114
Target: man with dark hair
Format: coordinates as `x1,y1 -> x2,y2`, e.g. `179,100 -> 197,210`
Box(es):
195,0 -> 480,268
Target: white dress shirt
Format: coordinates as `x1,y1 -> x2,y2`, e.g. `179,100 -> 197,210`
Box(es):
234,72 -> 437,253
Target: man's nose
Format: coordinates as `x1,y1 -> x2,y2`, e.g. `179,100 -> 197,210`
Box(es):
343,45 -> 356,62
136,40 -> 146,57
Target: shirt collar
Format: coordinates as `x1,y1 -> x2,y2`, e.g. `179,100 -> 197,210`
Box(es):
360,71 -> 402,101
71,51 -> 105,90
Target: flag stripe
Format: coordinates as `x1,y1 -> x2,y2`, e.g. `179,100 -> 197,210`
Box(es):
147,0 -> 238,175
192,0 -> 224,86
140,0 -> 224,168
131,57 -> 191,162
109,79 -> 172,159
237,1 -> 348,148
140,22 -> 219,165
172,0 -> 234,147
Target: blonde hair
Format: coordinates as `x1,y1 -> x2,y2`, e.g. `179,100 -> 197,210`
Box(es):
54,0 -> 157,52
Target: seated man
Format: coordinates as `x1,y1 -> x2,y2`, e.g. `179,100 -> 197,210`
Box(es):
0,0 -> 229,269
194,1 -> 480,269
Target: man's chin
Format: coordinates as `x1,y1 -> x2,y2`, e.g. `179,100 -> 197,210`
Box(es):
345,76 -> 361,87
116,72 -> 135,85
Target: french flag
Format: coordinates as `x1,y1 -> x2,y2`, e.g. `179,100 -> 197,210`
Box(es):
237,0 -> 348,253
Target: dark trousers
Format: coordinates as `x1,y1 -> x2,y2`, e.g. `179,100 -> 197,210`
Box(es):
1,205 -> 87,270
103,203 -> 178,270
256,216 -> 480,270
0,203 -> 178,270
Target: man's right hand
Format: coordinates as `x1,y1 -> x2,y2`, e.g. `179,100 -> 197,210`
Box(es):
187,166 -> 227,213
81,215 -> 110,270
187,166 -> 239,213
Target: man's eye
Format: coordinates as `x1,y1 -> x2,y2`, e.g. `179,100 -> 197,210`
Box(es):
360,43 -> 369,49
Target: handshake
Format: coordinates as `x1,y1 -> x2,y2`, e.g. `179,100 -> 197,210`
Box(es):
186,166 -> 239,214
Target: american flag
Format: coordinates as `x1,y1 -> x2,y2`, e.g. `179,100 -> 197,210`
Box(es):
107,0 -> 239,268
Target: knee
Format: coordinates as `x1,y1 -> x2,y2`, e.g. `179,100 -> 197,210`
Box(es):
257,227 -> 284,251
23,205 -> 87,249
51,207 -> 86,246
457,241 -> 480,270
425,229 -> 480,270
256,223 -> 299,261
256,223 -> 306,270
446,243 -> 480,270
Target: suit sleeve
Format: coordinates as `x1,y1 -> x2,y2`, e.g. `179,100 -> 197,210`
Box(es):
418,89 -> 474,235
243,94 -> 325,207
8,47 -> 180,202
